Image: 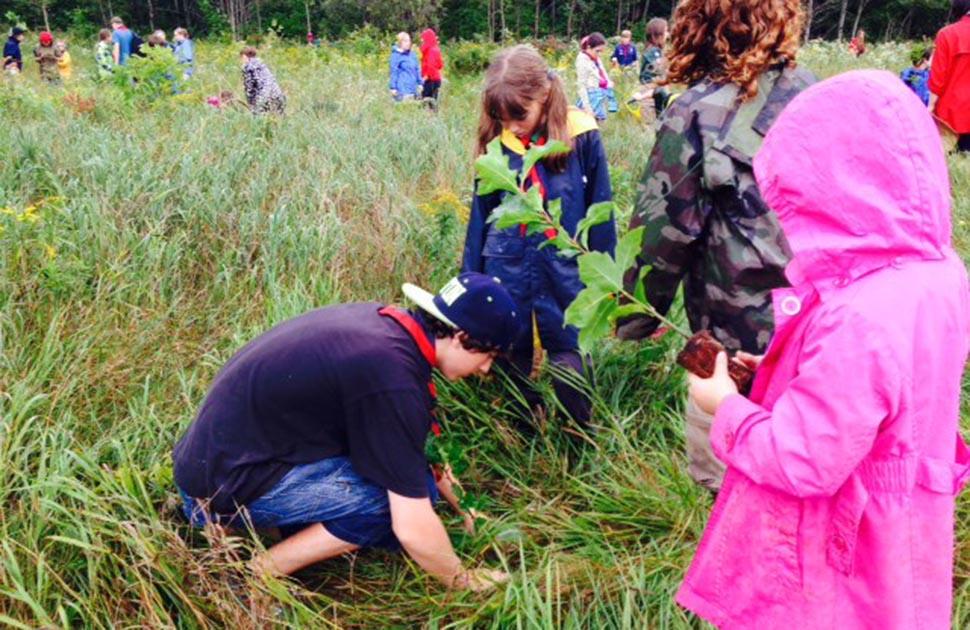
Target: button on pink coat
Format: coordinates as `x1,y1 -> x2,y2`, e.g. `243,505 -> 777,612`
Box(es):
676,70 -> 970,628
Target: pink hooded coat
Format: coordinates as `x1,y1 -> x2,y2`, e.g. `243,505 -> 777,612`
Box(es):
676,70 -> 970,628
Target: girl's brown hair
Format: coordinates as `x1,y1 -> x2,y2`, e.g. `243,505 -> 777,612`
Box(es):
665,0 -> 804,100
241,46 -> 258,58
476,45 -> 572,172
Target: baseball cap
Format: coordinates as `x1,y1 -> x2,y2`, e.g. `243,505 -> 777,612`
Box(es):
39,31 -> 53,46
402,272 -> 520,352
11,27 -> 26,37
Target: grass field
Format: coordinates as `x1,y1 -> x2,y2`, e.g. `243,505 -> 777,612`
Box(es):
1,38 -> 968,628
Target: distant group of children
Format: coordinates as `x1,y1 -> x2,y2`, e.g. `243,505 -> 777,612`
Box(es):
2,17 -> 195,85
575,19 -> 671,125
3,27 -> 72,83
388,28 -> 444,110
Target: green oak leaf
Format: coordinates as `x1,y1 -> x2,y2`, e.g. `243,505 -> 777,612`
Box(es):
520,140 -> 571,183
474,137 -> 520,195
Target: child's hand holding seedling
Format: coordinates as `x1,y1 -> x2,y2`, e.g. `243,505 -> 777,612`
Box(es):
687,352 -> 739,415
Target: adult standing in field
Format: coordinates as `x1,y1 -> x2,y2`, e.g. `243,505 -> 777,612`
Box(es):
463,45 -> 616,430
419,28 -> 443,110
173,273 -> 517,589
95,28 -> 114,79
616,0 -> 815,491
389,32 -> 421,102
576,33 -> 618,123
3,27 -> 25,75
930,0 -> 970,152
173,28 -> 195,80
240,46 -> 286,115
110,16 -> 134,66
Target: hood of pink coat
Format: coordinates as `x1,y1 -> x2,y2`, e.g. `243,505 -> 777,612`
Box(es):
421,29 -> 439,49
753,70 -> 952,288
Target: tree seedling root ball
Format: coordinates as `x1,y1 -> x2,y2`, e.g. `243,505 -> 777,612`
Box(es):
676,330 -> 754,395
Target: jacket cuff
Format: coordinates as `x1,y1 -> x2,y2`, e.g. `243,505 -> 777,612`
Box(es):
710,394 -> 761,462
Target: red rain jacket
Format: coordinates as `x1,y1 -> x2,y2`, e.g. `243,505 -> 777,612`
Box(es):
420,28 -> 443,82
930,15 -> 970,133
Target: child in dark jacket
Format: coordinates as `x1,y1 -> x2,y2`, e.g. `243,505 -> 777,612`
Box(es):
3,27 -> 25,74
462,45 -> 616,429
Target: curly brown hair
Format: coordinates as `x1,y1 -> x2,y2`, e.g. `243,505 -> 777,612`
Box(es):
665,0 -> 804,100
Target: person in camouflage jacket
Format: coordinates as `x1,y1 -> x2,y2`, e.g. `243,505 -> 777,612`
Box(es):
617,0 -> 815,491
618,66 -> 815,352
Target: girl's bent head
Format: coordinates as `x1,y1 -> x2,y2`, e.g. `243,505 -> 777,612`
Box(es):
667,0 -> 804,100
580,32 -> 607,52
477,45 -> 572,171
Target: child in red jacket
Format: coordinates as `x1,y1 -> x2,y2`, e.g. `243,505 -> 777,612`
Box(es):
420,28 -> 443,110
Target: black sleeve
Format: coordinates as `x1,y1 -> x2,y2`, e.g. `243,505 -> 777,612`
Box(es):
345,389 -> 431,498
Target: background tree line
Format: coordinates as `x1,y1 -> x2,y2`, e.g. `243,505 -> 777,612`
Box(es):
4,0 -> 957,43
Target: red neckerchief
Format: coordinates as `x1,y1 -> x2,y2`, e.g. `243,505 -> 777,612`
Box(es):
377,306 -> 442,436
518,135 -> 558,240
585,50 -> 610,88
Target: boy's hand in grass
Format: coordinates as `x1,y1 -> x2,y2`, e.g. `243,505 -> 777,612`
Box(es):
456,568 -> 509,592
688,352 -> 738,415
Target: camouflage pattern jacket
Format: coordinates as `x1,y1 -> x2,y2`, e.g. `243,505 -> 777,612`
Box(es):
618,66 -> 815,353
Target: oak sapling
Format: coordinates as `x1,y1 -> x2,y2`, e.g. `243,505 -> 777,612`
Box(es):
474,138 -> 754,391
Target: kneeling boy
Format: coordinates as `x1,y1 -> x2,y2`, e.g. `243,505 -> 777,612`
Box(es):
173,273 -> 519,590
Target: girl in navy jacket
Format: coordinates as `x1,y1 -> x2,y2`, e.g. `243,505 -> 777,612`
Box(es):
462,45 -> 616,428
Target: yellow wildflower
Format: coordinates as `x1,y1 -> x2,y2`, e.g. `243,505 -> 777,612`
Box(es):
0,207 -> 14,216
44,244 -> 57,260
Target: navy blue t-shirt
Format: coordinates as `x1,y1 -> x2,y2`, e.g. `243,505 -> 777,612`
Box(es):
173,303 -> 436,514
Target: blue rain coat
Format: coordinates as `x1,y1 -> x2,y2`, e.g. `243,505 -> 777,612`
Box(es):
389,46 -> 421,98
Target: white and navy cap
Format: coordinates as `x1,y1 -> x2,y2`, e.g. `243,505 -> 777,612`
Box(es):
402,272 -> 519,351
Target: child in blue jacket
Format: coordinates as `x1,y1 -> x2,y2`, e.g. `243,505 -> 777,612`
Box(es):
462,45 -> 616,429
900,45 -> 932,106
389,32 -> 422,101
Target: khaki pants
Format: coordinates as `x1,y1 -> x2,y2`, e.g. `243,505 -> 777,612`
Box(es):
685,397 -> 726,491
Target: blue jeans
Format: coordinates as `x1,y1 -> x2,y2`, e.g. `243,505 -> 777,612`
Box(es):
179,456 -> 438,550
578,88 -> 619,120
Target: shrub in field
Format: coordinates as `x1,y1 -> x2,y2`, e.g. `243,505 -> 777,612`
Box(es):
112,46 -> 183,102
447,40 -> 500,76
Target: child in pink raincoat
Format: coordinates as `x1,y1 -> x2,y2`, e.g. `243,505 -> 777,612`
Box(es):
684,69 -> 970,628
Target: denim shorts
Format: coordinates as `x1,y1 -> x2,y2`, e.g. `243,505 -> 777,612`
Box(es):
179,456 -> 438,550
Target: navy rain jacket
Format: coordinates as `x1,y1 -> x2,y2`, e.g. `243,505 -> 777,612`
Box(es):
462,109 -> 616,353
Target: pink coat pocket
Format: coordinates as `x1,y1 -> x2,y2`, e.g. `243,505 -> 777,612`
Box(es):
710,476 -> 803,606
825,474 -> 869,575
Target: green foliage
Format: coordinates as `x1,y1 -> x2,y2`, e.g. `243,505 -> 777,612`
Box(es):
112,46 -> 182,102
447,40 -> 500,76
476,139 -> 686,353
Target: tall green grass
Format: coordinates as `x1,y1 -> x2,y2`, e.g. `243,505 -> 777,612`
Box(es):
0,40 -> 967,627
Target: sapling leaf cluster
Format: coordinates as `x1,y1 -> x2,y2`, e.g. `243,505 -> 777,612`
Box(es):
474,138 -> 690,355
